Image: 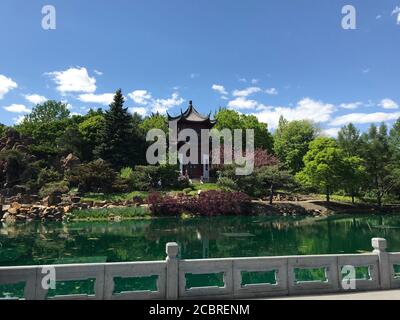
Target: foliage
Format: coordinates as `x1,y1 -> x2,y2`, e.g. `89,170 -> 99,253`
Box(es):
129,165 -> 181,191
67,159 -> 117,193
120,167 -> 134,180
0,123 -> 6,138
140,113 -> 168,134
359,123 -> 399,206
337,123 -> 362,157
39,181 -> 69,198
296,137 -> 348,202
78,113 -> 105,161
273,117 -> 318,173
37,167 -> 62,188
214,108 -> 274,152
22,100 -> 70,124
147,191 -> 251,216
95,90 -> 145,169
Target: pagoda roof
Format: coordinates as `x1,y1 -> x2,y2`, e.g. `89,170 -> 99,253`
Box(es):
168,100 -> 216,125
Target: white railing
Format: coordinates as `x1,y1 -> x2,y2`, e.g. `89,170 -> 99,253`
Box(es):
0,238 -> 399,300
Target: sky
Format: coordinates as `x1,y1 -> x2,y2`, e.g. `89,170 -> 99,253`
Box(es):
0,0 -> 400,136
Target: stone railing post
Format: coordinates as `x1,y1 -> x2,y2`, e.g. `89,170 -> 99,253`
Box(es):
372,238 -> 391,290
166,242 -> 179,300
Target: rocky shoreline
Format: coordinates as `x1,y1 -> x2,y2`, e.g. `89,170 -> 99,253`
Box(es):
0,193 -> 146,223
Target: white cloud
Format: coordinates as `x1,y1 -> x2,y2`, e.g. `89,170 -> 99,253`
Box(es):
129,107 -> 147,117
232,87 -> 261,97
340,102 -> 362,110
330,112 -> 400,126
190,73 -> 199,79
323,128 -> 341,138
152,92 -> 184,114
24,94 -> 47,105
251,79 -> 259,84
228,97 -> 259,110
3,104 -> 31,113
379,98 -> 398,110
392,6 -> 400,24
211,84 -> 228,96
253,98 -> 335,130
46,67 -> 96,94
0,75 -> 18,99
265,88 -> 278,95
94,69 -> 103,76
376,15 -> 382,20
78,93 -> 114,105
128,90 -> 152,105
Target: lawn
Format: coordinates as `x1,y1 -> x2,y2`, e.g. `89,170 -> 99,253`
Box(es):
81,183 -> 222,202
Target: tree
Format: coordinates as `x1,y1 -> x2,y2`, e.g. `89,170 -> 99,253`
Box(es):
67,159 -> 116,193
214,108 -> 273,152
140,113 -> 168,134
23,100 -> 70,124
95,89 -> 142,169
258,165 -> 294,204
337,123 -> 361,157
274,117 -> 318,173
296,137 -> 346,202
341,156 -> 367,204
78,113 -> 105,161
0,123 -> 6,138
360,123 -> 396,206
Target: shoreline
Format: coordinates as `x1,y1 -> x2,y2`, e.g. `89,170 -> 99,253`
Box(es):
2,199 -> 400,223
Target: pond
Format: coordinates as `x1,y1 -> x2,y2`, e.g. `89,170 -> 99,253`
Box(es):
2,214 -> 400,267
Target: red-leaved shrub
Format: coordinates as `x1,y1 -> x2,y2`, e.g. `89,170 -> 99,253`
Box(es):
147,191 -> 250,216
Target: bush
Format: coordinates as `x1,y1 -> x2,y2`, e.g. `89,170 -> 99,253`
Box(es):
39,181 -> 69,198
67,159 -> 116,193
120,167 -> 134,180
130,165 -> 182,191
37,167 -> 62,188
147,191 -> 251,216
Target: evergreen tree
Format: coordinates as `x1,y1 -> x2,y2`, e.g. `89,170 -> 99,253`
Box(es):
95,89 -> 141,169
337,123 -> 361,157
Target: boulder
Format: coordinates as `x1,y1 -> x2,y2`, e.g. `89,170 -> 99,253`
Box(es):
43,195 -> 62,206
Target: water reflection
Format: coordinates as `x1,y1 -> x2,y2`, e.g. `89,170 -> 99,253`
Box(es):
1,214 -> 400,266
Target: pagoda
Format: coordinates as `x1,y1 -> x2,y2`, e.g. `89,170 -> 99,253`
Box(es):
167,101 -> 216,180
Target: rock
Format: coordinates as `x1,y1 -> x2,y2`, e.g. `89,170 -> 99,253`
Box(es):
61,153 -> 81,171
16,214 -> 27,221
7,207 -> 18,215
10,202 -> 22,210
43,195 -> 62,206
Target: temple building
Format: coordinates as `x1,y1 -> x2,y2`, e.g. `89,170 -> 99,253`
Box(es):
167,101 -> 216,180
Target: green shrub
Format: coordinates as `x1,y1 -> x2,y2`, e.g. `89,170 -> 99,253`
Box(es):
37,167 -> 62,187
130,165 -> 181,191
120,167 -> 134,180
39,181 -> 69,198
217,177 -> 238,191
67,159 -> 116,193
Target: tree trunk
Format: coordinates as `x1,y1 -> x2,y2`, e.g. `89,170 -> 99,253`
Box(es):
326,187 -> 330,203
269,184 -> 274,205
351,194 -> 355,205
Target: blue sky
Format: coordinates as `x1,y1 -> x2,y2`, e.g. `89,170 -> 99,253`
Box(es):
0,0 -> 400,136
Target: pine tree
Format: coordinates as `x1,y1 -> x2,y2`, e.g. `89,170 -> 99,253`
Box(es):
95,89 -> 138,169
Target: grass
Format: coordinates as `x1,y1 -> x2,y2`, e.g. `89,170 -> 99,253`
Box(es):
82,191 -> 149,202
81,183 -> 222,201
69,206 -> 151,221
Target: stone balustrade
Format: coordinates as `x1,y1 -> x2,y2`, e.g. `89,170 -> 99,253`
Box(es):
1,238 -> 399,300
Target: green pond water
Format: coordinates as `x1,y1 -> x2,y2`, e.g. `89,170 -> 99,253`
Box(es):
1,214 -> 400,298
